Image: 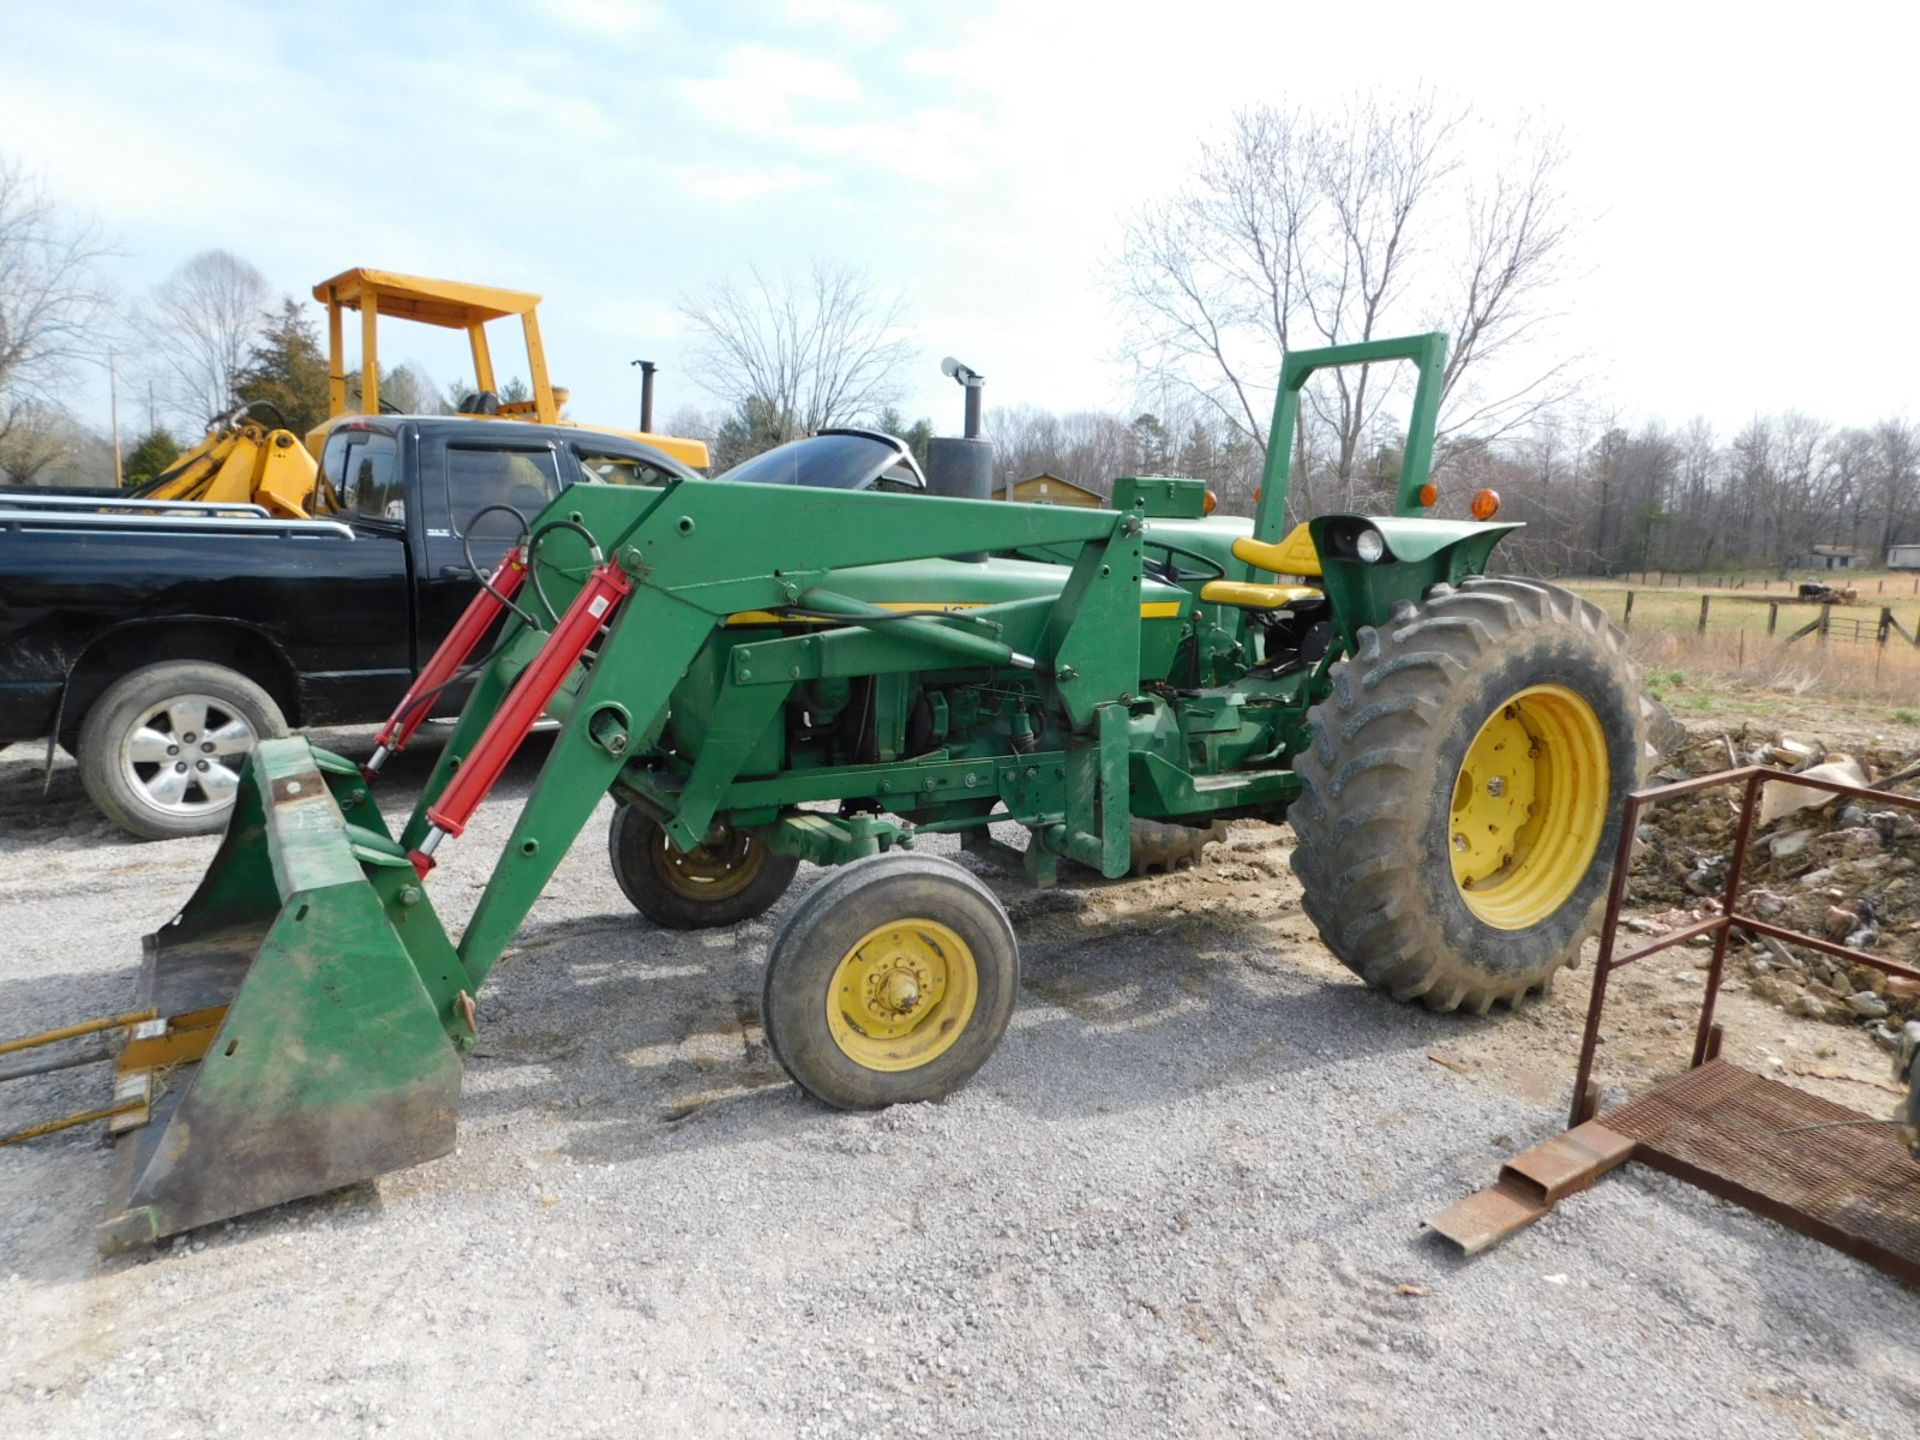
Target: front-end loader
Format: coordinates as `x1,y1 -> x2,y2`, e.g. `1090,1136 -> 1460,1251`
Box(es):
117,268 -> 711,518
308,268 -> 710,468
3,333 -> 1650,1248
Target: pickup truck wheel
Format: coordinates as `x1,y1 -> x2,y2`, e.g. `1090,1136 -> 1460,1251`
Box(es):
607,804 -> 799,929
77,661 -> 287,839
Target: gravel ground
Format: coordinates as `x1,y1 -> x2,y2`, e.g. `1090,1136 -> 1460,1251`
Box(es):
1,732 -> 1915,1439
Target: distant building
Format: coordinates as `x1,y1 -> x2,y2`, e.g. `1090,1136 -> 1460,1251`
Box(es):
1794,543 -> 1867,571
1889,543 -> 1920,571
1002,472 -> 1104,508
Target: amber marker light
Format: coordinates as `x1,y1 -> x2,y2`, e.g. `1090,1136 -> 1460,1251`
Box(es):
1418,483 -> 1438,507
1204,490 -> 1218,515
1471,488 -> 1501,520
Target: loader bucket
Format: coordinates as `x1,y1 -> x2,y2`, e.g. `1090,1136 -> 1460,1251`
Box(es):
99,737 -> 467,1252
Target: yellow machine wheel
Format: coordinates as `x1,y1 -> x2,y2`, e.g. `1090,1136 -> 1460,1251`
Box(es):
763,853 -> 1018,1109
1447,685 -> 1609,930
608,805 -> 799,930
824,918 -> 980,1073
1290,577 -> 1644,1013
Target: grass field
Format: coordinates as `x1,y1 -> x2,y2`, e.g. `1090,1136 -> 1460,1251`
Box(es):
1562,573 -> 1920,727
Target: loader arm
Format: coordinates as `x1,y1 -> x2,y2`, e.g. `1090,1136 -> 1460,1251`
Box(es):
134,418 -> 322,518
391,477 -> 1145,988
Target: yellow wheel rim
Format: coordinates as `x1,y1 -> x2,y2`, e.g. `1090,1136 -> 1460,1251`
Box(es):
825,919 -> 979,1073
1448,684 -> 1609,930
651,824 -> 765,902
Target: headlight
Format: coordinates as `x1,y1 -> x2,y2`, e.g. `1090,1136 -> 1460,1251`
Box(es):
1355,527 -> 1386,563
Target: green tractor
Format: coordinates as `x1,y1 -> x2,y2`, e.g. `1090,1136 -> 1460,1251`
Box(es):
11,334 -> 1650,1248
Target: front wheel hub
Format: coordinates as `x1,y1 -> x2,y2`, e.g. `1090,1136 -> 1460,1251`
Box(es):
827,920 -> 980,1073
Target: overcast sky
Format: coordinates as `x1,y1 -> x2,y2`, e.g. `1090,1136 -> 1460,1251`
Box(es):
5,0 -> 1916,444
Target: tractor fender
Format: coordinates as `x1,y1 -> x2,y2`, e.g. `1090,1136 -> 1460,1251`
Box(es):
1308,514 -> 1524,634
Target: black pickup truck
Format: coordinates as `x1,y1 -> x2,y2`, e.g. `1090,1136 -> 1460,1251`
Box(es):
0,416 -> 694,837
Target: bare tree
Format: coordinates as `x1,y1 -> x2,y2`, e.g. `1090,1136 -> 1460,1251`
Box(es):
1115,94 -> 1580,521
1872,418 -> 1919,554
0,158 -> 111,448
139,249 -> 269,426
0,399 -> 112,487
680,261 -> 912,445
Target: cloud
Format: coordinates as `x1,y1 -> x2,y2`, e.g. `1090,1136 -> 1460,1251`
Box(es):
657,162 -> 830,204
677,43 -> 865,132
770,0 -> 899,41
524,0 -> 666,36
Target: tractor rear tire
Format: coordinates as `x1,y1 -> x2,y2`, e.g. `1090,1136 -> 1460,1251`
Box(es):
1289,577 -> 1645,1013
762,852 -> 1019,1110
608,805 -> 798,930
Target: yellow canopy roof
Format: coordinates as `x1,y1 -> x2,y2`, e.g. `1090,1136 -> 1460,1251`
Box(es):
311,268 -> 543,328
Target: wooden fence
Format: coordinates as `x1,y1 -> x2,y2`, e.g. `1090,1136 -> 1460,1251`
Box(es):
1618,591 -> 1920,648
1616,571 -> 1920,595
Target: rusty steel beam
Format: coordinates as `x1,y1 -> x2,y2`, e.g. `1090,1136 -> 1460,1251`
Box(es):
1428,1121 -> 1637,1255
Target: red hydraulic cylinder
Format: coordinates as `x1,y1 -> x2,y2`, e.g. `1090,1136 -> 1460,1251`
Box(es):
410,559 -> 634,875
365,547 -> 528,779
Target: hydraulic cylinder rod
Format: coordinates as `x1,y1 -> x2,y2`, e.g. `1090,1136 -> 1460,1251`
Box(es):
365,546 -> 529,779
409,558 -> 634,874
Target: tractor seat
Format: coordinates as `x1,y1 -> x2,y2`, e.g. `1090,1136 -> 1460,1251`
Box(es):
1200,580 -> 1322,610
1204,522 -> 1324,609
1232,522 -> 1322,579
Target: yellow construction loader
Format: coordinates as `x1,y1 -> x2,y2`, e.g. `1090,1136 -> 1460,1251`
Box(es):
309,268 -> 709,467
133,268 -> 708,516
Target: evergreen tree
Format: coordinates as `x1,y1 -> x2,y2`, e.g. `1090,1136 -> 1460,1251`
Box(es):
871,405 -> 934,467
232,299 -> 330,436
1131,413 -> 1170,472
123,427 -> 181,487
710,396 -> 789,471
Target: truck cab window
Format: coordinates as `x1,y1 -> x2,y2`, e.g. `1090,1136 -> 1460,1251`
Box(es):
447,445 -> 561,538
339,433 -> 404,521
575,449 -> 677,487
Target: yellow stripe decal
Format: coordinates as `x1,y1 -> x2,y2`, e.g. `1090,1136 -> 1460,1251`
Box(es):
725,599 -> 1185,626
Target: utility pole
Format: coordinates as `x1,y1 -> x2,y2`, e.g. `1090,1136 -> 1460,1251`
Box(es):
108,344 -> 124,487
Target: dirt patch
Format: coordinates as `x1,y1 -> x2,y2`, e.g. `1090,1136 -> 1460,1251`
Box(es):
1001,816 -> 1907,1123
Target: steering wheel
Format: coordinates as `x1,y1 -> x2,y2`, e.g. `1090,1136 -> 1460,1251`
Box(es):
1142,539 -> 1227,586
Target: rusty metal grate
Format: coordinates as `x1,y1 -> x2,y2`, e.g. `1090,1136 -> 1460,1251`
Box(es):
1605,1060 -> 1920,1285
1434,763 -> 1920,1275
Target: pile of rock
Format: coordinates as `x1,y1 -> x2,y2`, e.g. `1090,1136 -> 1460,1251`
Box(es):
1627,724 -> 1920,1052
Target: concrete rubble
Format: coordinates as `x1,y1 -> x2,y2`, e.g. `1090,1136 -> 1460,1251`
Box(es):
1630,723 -> 1920,1052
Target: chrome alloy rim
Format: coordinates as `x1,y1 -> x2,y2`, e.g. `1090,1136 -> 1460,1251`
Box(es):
120,694 -> 256,818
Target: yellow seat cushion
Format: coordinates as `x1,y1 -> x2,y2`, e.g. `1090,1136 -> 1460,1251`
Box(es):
1233,522 -> 1321,578
1200,580 -> 1322,610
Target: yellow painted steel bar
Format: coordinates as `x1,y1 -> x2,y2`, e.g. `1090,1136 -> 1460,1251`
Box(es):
361,289 -> 380,416
2,1100 -> 147,1149
0,1009 -> 156,1058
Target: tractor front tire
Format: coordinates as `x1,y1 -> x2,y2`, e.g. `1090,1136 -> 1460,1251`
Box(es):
1289,577 -> 1645,1013
608,805 -> 799,930
762,853 -> 1020,1110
